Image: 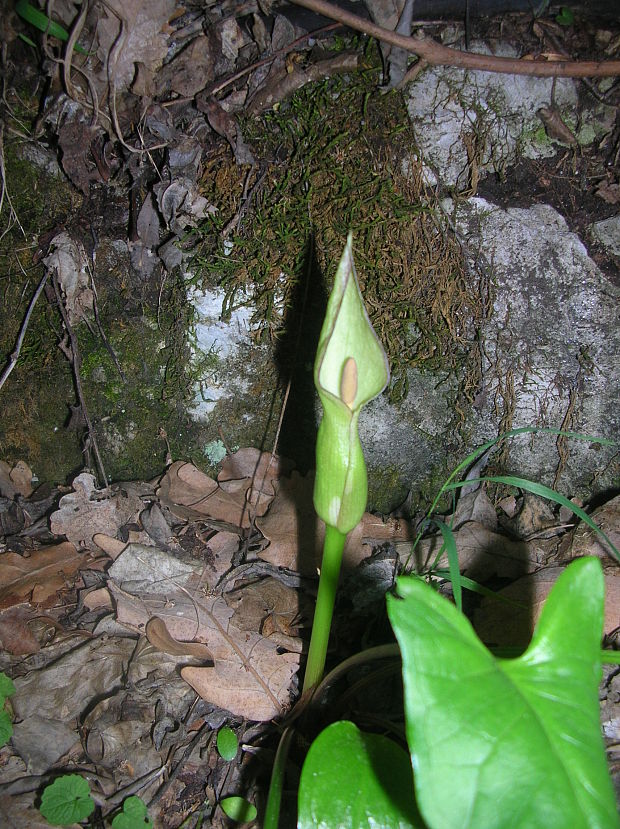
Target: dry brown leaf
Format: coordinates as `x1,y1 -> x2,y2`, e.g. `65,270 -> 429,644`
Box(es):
42,232 -> 93,322
474,563 -> 620,646
50,473 -> 144,549
95,0 -> 176,92
202,530 -> 239,584
225,576 -> 307,652
399,521 -> 544,581
155,35 -> 215,98
509,493 -> 557,538
568,495 -> 620,561
82,587 -> 113,611
157,461 -> 252,526
92,533 -> 127,559
537,106 -> 578,146
220,447 -> 293,516
7,460 -> 34,498
110,582 -> 299,720
219,447 -> 291,482
255,472 -> 318,574
146,616 -> 212,660
0,542 -> 98,609
0,460 -> 19,499
0,606 -> 42,654
595,179 -> 620,205
12,636 -> 136,722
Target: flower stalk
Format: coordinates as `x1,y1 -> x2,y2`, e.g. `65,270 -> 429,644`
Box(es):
303,233 -> 389,693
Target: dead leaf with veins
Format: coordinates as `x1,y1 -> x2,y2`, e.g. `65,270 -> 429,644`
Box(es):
95,0 -> 177,93
50,473 -> 145,549
0,542 -> 100,609
109,581 -> 299,721
399,521 -> 543,581
158,455 -> 284,528
43,232 -> 93,324
225,576 -> 308,653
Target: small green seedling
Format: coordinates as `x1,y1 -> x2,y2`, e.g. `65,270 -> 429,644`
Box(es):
110,795 -> 153,829
39,774 -> 95,826
556,6 -> 575,25
0,672 -> 16,747
220,796 -> 257,823
216,726 -> 238,761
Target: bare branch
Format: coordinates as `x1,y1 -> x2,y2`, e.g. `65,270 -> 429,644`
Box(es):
287,0 -> 620,78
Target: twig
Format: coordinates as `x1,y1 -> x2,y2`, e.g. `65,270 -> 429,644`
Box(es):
52,273 -> 108,486
88,260 -> 126,382
161,22 -> 341,109
221,165 -> 267,239
287,0 -> 620,78
147,721 -> 211,810
0,266 -> 49,391
0,121 -> 27,242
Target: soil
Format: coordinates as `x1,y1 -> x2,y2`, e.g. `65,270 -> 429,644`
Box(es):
478,151 -> 620,285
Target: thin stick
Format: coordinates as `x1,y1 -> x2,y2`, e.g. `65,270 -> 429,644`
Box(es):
52,273 -> 108,486
0,267 -> 50,391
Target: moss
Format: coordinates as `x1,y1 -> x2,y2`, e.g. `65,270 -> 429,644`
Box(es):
0,129 -> 207,483
191,56 -> 483,408
367,463 -> 409,515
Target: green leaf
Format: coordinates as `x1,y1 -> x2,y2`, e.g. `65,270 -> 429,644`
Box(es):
444,475 -> 620,563
313,232 -> 389,533
216,726 -> 238,761
555,6 -> 574,25
298,720 -> 424,828
388,558 -> 619,829
111,796 -> 153,829
220,796 -> 257,823
39,775 -> 95,826
0,709 -> 13,747
430,519 -> 462,612
15,0 -> 88,53
0,672 -> 16,699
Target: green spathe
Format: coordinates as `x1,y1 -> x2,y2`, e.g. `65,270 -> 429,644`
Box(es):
313,233 -> 389,533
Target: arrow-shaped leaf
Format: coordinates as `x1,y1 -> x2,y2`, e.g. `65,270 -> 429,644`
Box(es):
387,557 -> 618,829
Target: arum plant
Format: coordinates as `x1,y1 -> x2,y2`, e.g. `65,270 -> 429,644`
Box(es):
302,233 -> 389,693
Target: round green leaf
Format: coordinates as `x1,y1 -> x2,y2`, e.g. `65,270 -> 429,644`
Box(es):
217,726 -> 238,761
39,774 -> 95,826
220,796 -> 257,823
111,795 -> 153,829
298,720 -> 423,828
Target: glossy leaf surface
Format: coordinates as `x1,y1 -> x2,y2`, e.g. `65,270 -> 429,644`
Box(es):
298,720 -> 423,828
388,557 -> 618,829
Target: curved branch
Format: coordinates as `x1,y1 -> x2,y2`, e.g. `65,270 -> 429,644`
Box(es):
287,0 -> 620,78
